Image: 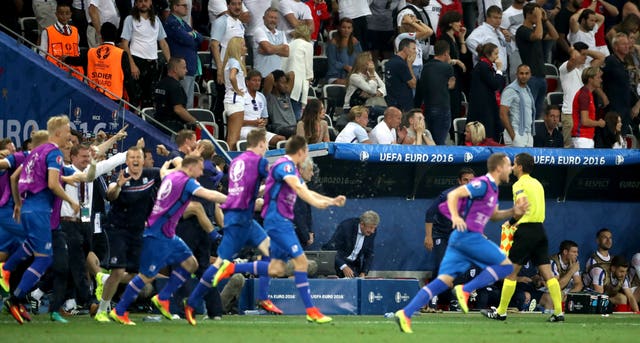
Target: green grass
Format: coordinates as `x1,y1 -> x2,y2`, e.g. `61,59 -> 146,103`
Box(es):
2,312 -> 638,343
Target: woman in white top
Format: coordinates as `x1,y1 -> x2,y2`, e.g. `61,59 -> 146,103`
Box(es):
223,36 -> 248,150
344,52 -> 386,113
282,24 -> 314,120
335,106 -> 372,143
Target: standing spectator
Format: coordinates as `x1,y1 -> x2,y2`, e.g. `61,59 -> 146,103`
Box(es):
559,42 -> 605,147
467,6 -> 509,75
467,43 -> 506,142
33,0 -> 58,34
40,2 -> 84,81
253,7 -> 289,77
595,112 -> 627,148
367,0 -> 400,61
264,70 -> 298,138
278,0 -> 314,41
326,18 -> 363,85
396,3 -> 434,81
337,0 -> 372,47
282,24 -> 314,120
208,0 -> 250,25
154,57 -> 198,134
306,0 -> 331,43
164,0 -> 204,109
554,0 -> 581,64
501,0 -> 526,81
242,70 -> 286,146
87,0 -> 120,48
398,0 -> 440,59
296,98 -> 330,144
416,40 -> 456,145
121,0 -> 171,109
323,211 -> 380,278
579,0 -> 618,57
335,106 -> 372,143
223,37 -> 248,150
438,11 -> 469,127
516,3 -> 558,120
477,0 -> 502,24
369,106 -> 402,144
534,105 -> 564,147
568,7 -> 606,55
385,38 -> 417,112
500,64 -> 535,147
571,66 -> 606,148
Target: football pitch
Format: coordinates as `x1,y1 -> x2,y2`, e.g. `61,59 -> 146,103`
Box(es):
2,312 -> 638,342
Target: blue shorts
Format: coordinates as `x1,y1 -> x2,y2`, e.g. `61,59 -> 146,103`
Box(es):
264,216 -> 303,262
20,209 -> 52,255
438,230 -> 507,278
217,219 -> 268,260
139,234 -> 193,278
0,206 -> 25,253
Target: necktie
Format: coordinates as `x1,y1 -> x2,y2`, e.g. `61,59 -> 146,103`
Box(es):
79,181 -> 86,204
64,25 -> 70,35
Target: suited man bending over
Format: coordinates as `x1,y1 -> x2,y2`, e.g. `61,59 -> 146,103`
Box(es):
323,211 -> 380,278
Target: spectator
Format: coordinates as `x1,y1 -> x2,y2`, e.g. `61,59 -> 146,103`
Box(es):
306,0 -> 331,43
33,0 -> 58,34
282,24 -> 314,120
396,5 -> 434,82
554,0 -> 581,64
335,106 -> 372,144
242,70 -> 285,147
208,0 -> 250,25
337,0 -> 372,46
477,0 -> 502,24
344,51 -> 386,123
154,57 -> 197,134
326,18 -> 363,85
580,0 -> 618,57
296,98 -> 330,144
164,0 -> 204,109
40,3 -> 84,81
263,70 -> 298,138
539,240 -> 583,310
438,10 -> 469,128
467,42 -> 505,142
385,38 -> 417,112
369,106 -> 402,144
277,0 -> 314,41
87,0 -> 120,48
401,108 -> 435,146
398,0 -> 439,60
253,7 -> 289,77
464,121 -> 503,146
534,105 -> 564,147
366,0 -> 400,61
223,37 -> 248,150
416,40 -> 456,145
466,6 -> 508,75
595,112 -> 627,148
500,0 -> 526,81
322,210 -> 380,278
500,64 -> 535,147
591,255 -> 639,312
572,66 -> 606,148
583,228 -> 613,290
121,0 -> 171,109
568,7 -> 606,56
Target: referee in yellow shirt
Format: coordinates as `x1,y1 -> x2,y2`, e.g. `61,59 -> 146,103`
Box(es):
482,152 -> 565,322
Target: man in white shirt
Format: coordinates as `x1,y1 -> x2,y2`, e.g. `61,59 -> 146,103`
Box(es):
477,0 -> 502,24
500,0 -> 526,81
253,7 -> 289,77
120,0 -> 170,108
568,7 -> 608,57
466,5 -> 509,74
369,106 -> 402,144
87,0 -> 120,48
242,70 -> 285,146
277,0 -> 314,40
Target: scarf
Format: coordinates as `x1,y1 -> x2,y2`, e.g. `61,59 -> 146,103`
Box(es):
479,56 -> 501,106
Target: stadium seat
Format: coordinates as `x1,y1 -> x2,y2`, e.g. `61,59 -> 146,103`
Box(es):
534,119 -> 545,135
276,140 -> 287,149
19,17 -> 38,46
546,91 -> 563,107
313,56 -> 328,86
453,117 -> 467,146
215,139 -> 230,151
188,108 -> 219,139
544,63 -> 560,93
322,84 -> 346,120
236,140 -> 248,151
140,107 -> 155,121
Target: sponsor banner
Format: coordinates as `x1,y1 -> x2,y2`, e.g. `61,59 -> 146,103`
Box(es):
359,279 -> 420,315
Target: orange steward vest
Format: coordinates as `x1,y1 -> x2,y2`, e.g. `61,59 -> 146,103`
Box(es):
87,44 -> 125,100
46,25 -> 84,81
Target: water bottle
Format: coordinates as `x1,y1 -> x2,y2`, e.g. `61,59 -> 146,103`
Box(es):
244,310 -> 261,315
384,312 -> 395,318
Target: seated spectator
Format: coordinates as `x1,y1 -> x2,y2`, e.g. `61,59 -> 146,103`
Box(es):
534,105 -> 564,148
539,240 -> 583,310
591,255 -> 639,312
242,70 -> 285,147
296,98 -> 330,144
595,112 -> 627,148
335,106 -> 372,144
402,109 -> 436,146
464,121 -> 503,146
369,106 -> 402,144
326,18 -> 363,85
264,70 -> 297,138
322,210 -> 380,278
344,51 -> 386,126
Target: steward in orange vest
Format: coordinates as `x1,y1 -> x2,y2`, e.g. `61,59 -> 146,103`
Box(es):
42,3 -> 84,81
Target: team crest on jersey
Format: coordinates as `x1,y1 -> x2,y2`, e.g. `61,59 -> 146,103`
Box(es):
283,163 -> 293,173
56,155 -> 63,166
230,160 -> 245,183
470,180 -> 482,188
157,179 -> 173,200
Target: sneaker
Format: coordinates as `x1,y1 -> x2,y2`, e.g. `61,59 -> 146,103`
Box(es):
95,311 -> 111,323
454,284 -> 470,314
480,306 -> 507,321
184,299 -> 196,326
27,294 -> 41,315
213,260 -> 235,287
394,309 -> 413,334
5,299 -> 24,324
151,294 -> 173,320
95,272 -> 107,301
547,313 -> 565,322
306,307 -> 332,324
0,263 -> 10,293
50,312 -> 69,323
258,299 -> 283,315
110,309 -> 136,325
528,299 -> 537,312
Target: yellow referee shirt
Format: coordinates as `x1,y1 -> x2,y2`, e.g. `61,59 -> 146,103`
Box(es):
512,174 -> 545,224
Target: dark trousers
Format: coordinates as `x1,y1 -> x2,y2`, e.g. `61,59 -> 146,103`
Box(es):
60,221 -> 91,306
126,56 -> 159,108
210,69 -> 226,138
71,8 -> 88,48
48,230 -> 69,312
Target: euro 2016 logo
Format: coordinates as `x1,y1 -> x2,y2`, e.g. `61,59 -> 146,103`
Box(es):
615,155 -> 624,165
96,46 -> 111,59
359,151 -> 369,161
229,160 -> 245,183
464,152 -> 474,163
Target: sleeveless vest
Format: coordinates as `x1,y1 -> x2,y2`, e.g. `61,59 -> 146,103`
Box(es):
0,152 -> 27,207
261,157 -> 299,220
87,44 -> 125,100
46,25 -> 84,81
147,171 -> 193,238
438,175 -> 499,234
221,151 -> 262,211
18,143 -> 59,197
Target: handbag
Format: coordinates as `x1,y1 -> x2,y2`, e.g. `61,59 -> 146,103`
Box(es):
349,88 -> 368,107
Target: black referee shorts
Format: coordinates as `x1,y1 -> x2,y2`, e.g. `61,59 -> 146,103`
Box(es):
508,223 -> 549,267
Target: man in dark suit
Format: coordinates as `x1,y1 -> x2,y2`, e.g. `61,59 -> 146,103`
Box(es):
323,211 -> 380,278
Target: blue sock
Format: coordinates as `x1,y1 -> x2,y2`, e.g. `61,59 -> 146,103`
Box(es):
294,271 -> 313,309
115,276 -> 146,315
187,265 -> 217,308
257,258 -> 270,300
3,243 -> 33,272
13,256 -> 51,299
463,264 -> 514,293
403,278 -> 449,317
158,267 -> 191,301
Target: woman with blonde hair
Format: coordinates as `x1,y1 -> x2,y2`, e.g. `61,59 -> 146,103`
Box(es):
335,106 -> 371,143
296,98 -> 330,144
464,121 -> 502,146
223,36 -> 248,150
344,51 -> 386,125
283,24 -> 314,120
